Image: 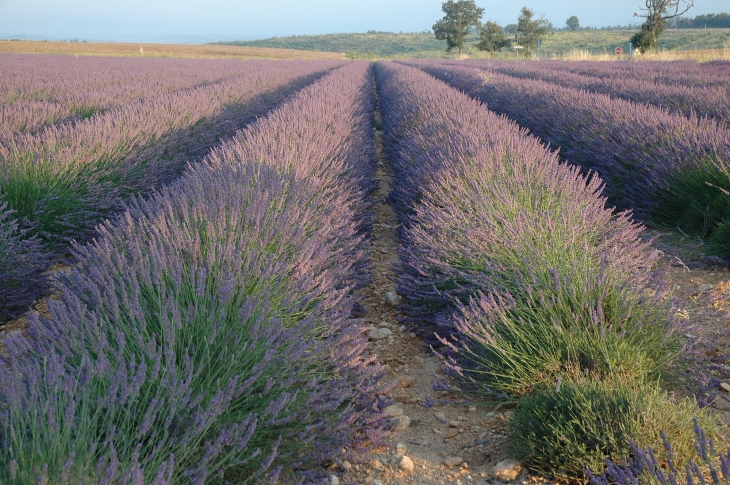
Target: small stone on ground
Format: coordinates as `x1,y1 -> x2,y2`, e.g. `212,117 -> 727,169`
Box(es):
385,291 -> 402,306
491,459 -> 524,481
369,327 -> 393,340
399,455 -> 415,475
443,456 -> 464,467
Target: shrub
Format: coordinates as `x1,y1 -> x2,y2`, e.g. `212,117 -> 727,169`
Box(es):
511,379 -> 717,481
589,418 -> 730,485
447,279 -> 682,398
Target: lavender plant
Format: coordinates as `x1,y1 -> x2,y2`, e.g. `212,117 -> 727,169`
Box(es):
0,195 -> 50,322
409,61 -> 730,257
1,61 -> 386,484
448,282 -> 681,398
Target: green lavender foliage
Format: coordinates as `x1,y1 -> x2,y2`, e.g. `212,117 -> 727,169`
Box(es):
512,379 -> 717,481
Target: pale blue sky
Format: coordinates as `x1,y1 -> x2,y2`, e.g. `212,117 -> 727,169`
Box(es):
0,0 -> 726,43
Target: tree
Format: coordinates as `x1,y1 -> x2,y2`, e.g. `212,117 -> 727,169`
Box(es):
433,0 -> 485,57
566,15 -> 580,31
477,21 -> 512,54
515,7 -> 551,55
631,0 -> 694,53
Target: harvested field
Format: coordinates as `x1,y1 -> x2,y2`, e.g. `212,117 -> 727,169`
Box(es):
0,39 -> 346,59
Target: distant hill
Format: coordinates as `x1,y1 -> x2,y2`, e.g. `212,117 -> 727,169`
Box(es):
215,29 -> 730,59
213,32 -> 447,58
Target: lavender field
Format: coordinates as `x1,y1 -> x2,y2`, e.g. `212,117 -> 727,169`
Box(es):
1,55 -> 729,484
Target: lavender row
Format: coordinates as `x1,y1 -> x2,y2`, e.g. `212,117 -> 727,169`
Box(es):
462,59 -> 730,124
375,61 -> 695,478
510,59 -> 730,92
0,61 -> 387,484
409,60 -> 730,255
206,62 -> 378,285
374,58 -> 667,371
0,55 -> 259,105
0,61 -> 342,321
0,55 -> 265,136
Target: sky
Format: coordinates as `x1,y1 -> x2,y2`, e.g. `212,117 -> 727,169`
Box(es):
0,0 -> 726,43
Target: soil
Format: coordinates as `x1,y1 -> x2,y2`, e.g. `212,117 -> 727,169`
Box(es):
0,263 -> 64,358
643,229 -> 730,426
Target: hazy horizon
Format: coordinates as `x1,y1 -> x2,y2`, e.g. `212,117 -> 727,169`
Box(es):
1,0 -> 727,44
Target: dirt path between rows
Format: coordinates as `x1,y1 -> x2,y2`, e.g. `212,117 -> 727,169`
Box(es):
338,103 -> 545,485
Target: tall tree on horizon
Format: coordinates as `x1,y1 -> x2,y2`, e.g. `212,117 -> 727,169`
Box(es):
433,0 -> 485,57
515,7 -> 551,55
631,0 -> 694,52
477,21 -> 512,55
566,15 -> 580,31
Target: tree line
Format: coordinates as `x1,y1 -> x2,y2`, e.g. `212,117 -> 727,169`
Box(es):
433,1 -> 550,56
433,0 -> 723,56
674,12 -> 730,28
